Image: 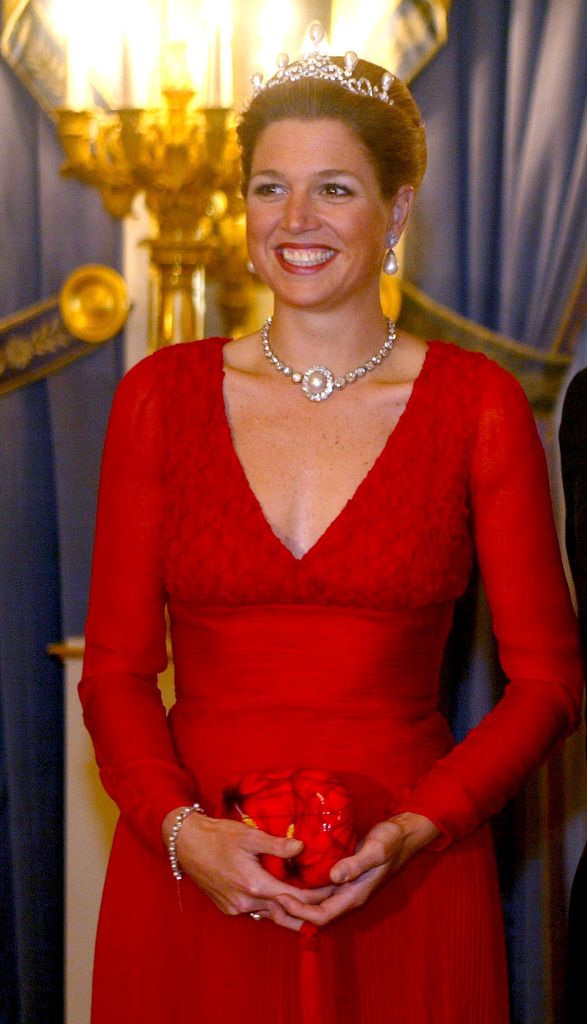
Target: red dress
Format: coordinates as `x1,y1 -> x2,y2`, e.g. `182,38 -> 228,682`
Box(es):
80,338 -> 582,1024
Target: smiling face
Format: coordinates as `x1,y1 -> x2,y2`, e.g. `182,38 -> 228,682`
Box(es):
246,118 -> 409,314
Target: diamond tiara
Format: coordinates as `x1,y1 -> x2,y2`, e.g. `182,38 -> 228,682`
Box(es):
250,21 -> 395,107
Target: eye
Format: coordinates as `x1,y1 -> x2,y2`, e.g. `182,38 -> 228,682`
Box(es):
320,183 -> 354,198
251,182 -> 287,197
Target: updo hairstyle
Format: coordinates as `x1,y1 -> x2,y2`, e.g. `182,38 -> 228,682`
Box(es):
237,58 -> 427,199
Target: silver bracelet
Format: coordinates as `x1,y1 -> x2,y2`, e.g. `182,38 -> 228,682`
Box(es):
167,803 -> 205,880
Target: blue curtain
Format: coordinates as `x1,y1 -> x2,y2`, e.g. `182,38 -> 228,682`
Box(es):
406,4 -> 587,1023
0,55 -> 122,1024
406,0 -> 587,349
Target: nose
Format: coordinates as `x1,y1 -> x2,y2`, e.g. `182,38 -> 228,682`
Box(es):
280,191 -> 320,234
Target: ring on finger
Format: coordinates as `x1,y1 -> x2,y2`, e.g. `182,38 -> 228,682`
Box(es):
249,911 -> 263,921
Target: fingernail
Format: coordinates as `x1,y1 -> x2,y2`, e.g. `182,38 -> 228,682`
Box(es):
332,867 -> 348,883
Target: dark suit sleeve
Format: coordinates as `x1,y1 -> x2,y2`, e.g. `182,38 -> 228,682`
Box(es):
560,368 -> 587,666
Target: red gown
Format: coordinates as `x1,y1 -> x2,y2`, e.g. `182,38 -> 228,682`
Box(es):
80,338 -> 582,1024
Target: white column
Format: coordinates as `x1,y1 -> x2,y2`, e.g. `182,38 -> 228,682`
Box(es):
63,642 -> 117,1024
123,194 -> 151,371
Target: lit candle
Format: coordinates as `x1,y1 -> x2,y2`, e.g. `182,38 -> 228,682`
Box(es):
120,38 -> 133,107
206,25 -> 222,107
66,36 -> 89,108
162,41 -> 192,92
162,0 -> 196,93
120,2 -> 158,108
220,21 -> 234,107
204,0 -> 233,107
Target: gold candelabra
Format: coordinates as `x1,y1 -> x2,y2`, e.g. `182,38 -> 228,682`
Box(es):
56,86 -> 253,350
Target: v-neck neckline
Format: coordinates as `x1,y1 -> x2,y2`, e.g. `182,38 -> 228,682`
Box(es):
217,339 -> 436,564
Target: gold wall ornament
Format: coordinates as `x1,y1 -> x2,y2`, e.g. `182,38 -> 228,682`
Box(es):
59,264 -> 130,343
1,0 -> 70,116
0,264 -> 125,396
396,278 -> 571,413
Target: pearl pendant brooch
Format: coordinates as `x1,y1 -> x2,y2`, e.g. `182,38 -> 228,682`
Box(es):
261,317 -> 396,402
302,367 -> 335,401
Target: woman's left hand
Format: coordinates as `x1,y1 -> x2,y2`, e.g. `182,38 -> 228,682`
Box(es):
272,812 -> 440,928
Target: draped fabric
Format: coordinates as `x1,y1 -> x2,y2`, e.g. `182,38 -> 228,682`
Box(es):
406,0 -> 587,351
0,55 -> 122,1024
406,5 -> 587,1022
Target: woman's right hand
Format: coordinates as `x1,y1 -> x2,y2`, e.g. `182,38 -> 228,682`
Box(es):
162,808 -> 335,931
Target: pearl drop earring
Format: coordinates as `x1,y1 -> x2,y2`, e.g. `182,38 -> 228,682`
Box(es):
383,232 -> 399,276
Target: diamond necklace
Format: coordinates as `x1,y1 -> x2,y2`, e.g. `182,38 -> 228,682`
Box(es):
261,316 -> 396,402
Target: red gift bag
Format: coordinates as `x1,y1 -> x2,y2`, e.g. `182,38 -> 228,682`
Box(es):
225,767 -> 356,887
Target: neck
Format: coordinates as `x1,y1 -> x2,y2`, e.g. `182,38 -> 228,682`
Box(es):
267,298 -> 392,372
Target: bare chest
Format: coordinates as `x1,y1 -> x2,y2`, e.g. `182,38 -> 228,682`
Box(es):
223,373 -> 413,558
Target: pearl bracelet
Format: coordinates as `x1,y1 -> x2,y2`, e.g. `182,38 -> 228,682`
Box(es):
167,803 -> 205,880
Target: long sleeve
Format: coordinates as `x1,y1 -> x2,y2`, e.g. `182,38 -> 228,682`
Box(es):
79,352 -> 196,855
400,360 -> 583,846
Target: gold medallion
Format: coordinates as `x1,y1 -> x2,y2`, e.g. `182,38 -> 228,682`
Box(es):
59,264 -> 129,343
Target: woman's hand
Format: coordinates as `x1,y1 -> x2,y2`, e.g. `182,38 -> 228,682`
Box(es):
271,812 -> 440,928
162,808 -> 335,931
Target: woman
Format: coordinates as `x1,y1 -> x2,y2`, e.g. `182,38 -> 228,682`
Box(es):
80,30 -> 583,1024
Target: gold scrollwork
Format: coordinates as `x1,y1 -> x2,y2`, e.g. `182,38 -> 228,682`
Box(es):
0,314 -> 69,378
0,264 -> 129,395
